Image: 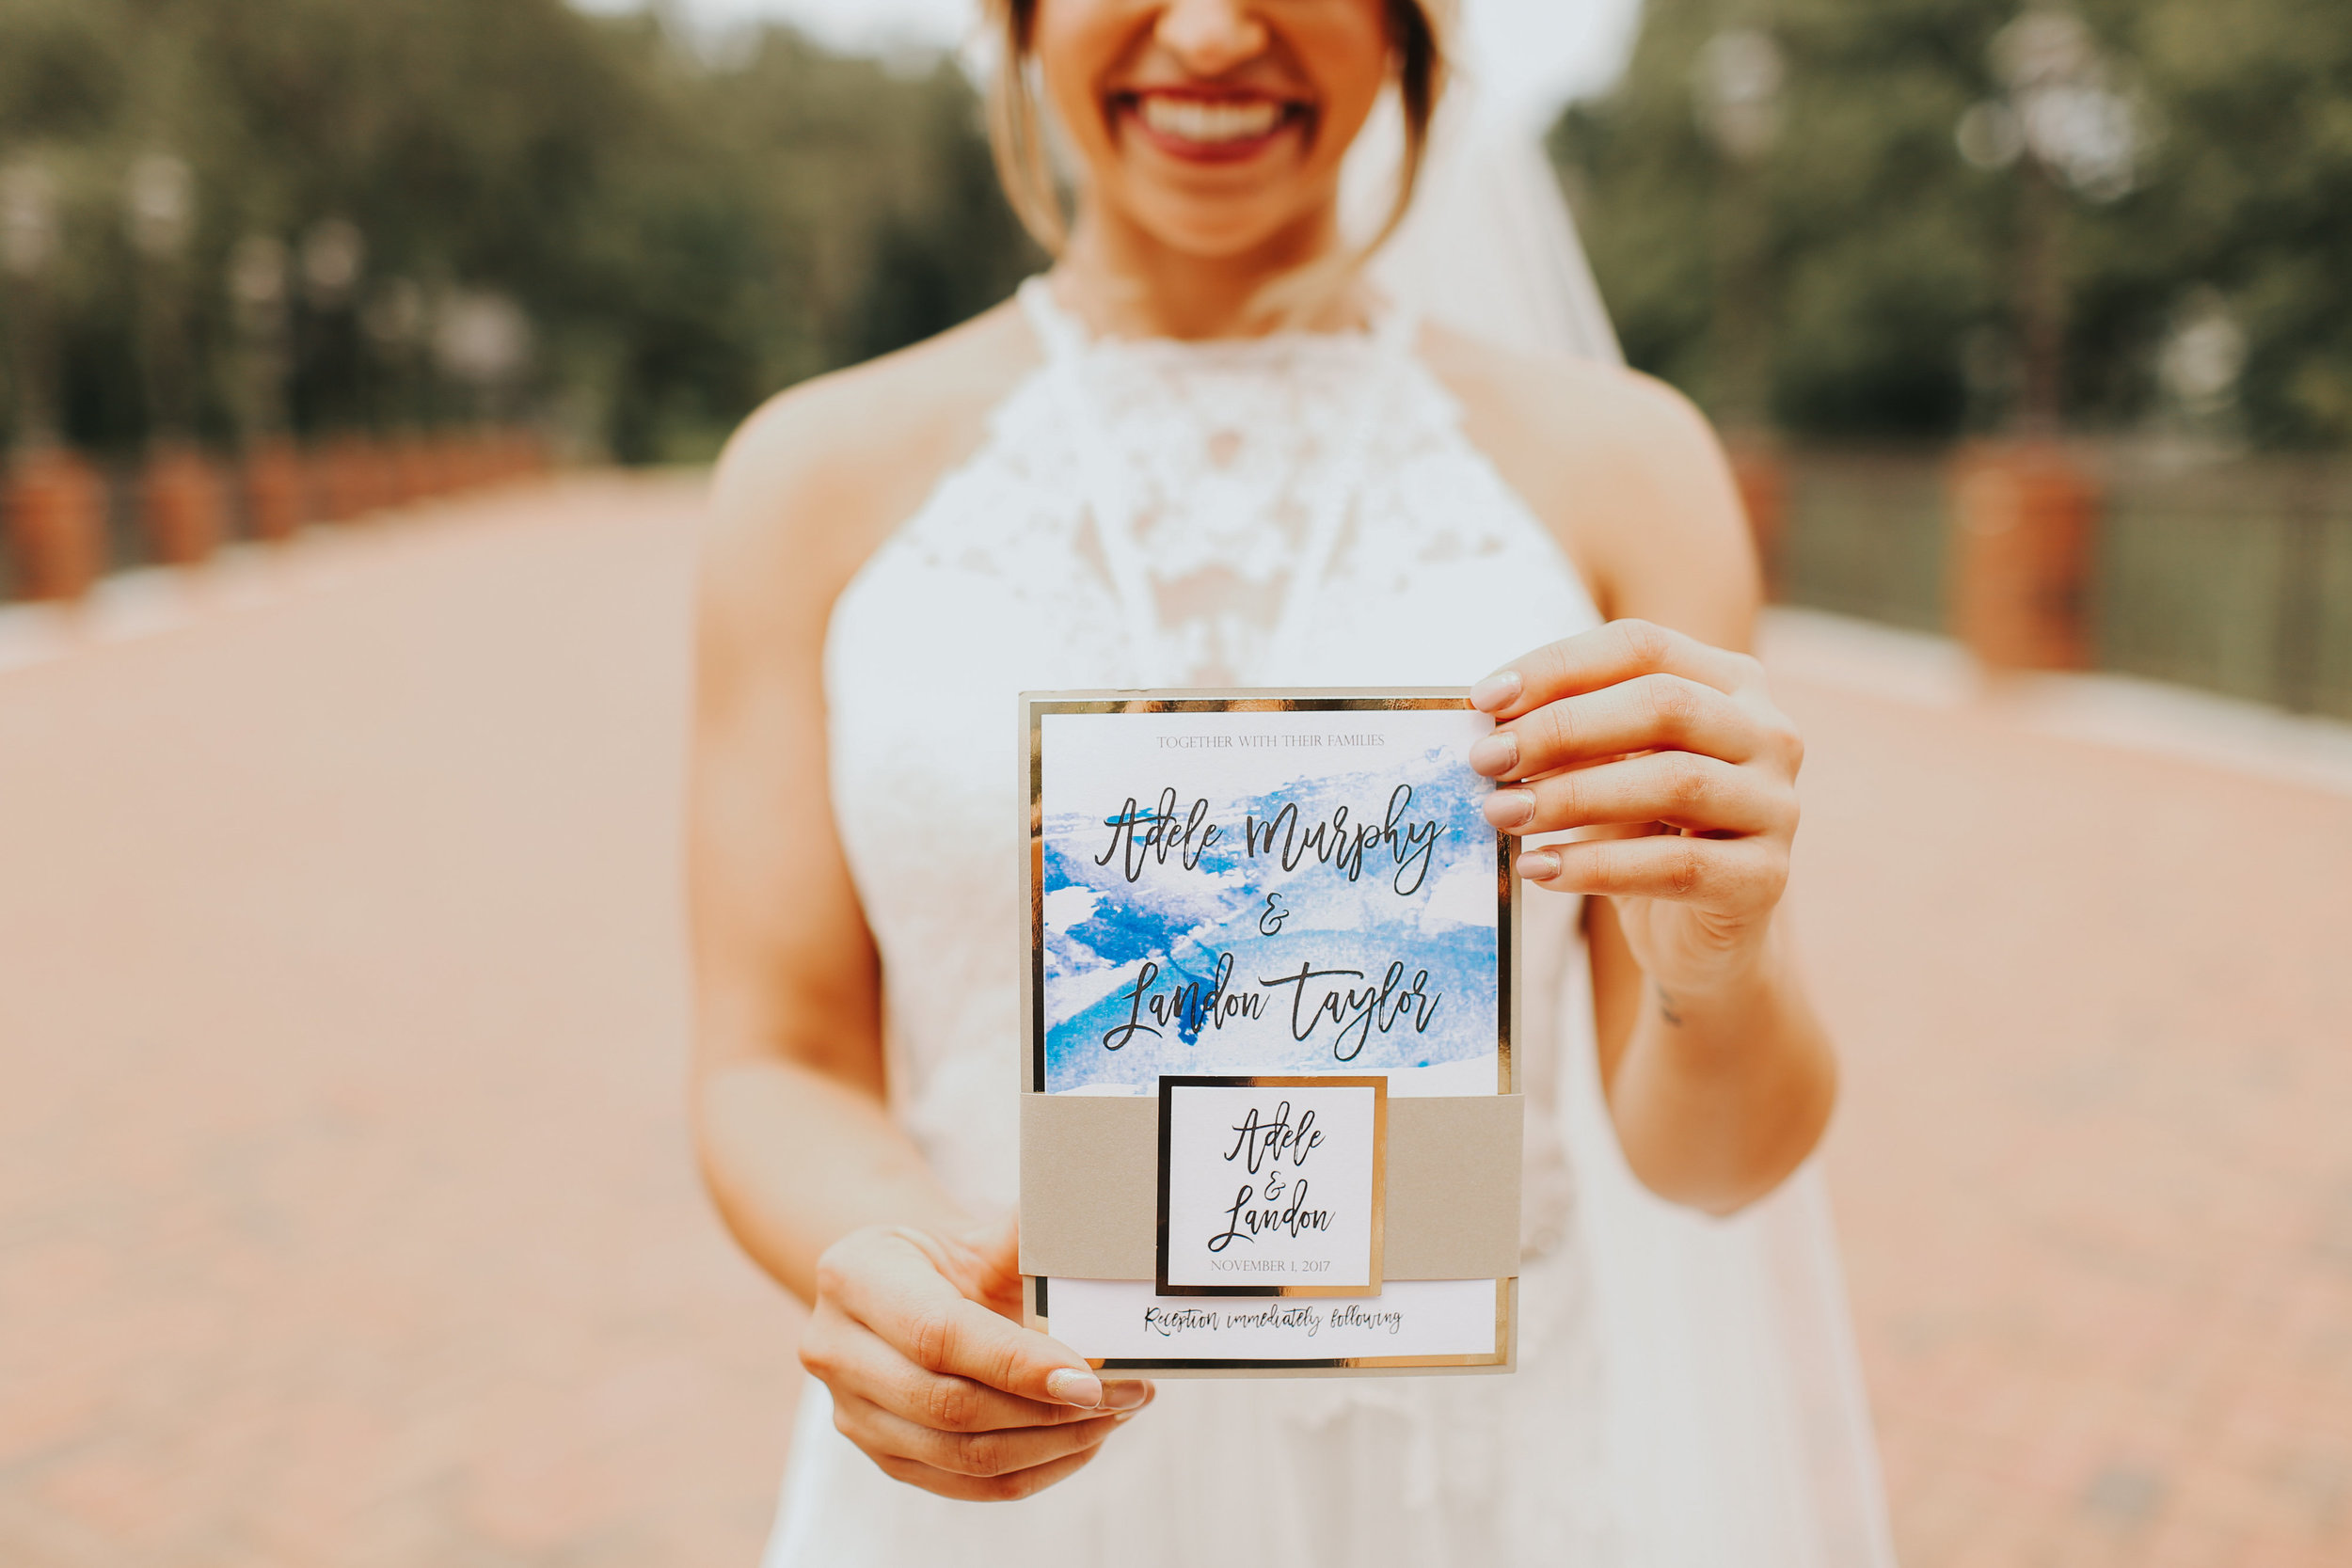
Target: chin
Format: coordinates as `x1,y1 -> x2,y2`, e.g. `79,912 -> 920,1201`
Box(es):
1120,191 -> 1322,261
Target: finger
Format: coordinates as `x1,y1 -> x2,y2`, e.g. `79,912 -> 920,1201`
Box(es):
808,1312 -> 1138,1434
825,1238 -> 1108,1409
1474,673 -> 1764,780
1516,833 -> 1787,911
1471,619 -> 1764,719
836,1389 -> 1136,1478
873,1440 -> 1107,1504
1484,752 -> 1787,838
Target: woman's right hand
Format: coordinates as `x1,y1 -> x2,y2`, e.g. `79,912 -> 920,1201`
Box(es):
800,1218 -> 1154,1501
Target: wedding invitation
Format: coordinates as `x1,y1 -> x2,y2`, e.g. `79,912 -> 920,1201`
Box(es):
1018,692 -> 1521,1377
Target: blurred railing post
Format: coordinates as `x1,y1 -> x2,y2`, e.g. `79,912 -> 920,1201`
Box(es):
4,448 -> 105,602
1950,442 -> 2100,672
140,444 -> 223,566
243,437 -> 307,544
2,159 -> 104,602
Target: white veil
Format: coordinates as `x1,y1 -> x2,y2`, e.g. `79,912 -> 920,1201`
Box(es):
1343,30 -> 1901,1568
1345,87 -> 1622,364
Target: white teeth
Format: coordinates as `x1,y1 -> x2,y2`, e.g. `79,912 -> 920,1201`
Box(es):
1137,96 -> 1285,146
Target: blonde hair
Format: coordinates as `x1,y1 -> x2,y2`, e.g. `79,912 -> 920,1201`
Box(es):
984,1 -> 1451,287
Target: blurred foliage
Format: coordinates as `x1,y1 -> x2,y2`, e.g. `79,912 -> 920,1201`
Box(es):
0,0 -> 1039,462
1554,0 -> 2352,447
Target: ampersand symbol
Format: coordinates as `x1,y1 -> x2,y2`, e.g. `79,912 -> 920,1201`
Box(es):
1259,892 -> 1290,936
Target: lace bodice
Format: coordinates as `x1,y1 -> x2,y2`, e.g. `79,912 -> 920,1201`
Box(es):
1010,277 -> 1424,688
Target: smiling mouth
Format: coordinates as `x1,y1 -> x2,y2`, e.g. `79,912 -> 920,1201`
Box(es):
1117,91 -> 1310,161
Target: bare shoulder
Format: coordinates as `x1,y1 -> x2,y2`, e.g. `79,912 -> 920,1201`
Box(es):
700,301 -> 1041,649
1419,325 -> 1760,650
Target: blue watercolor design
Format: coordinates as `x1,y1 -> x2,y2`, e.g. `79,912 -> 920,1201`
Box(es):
1041,747 -> 1498,1092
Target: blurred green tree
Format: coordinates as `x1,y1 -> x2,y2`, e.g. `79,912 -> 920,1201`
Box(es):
1554,0 -> 2352,447
0,0 -> 1040,463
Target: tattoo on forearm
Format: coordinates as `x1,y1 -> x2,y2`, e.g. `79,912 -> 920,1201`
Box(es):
1654,983 -> 1685,1027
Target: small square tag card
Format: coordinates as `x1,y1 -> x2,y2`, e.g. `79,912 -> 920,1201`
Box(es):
1017,691 -> 1520,1377
1156,1075 -> 1387,1297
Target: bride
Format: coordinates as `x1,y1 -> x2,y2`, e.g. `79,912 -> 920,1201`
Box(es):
691,1 -> 1894,1562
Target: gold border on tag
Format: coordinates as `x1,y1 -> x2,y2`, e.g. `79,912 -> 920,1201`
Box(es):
1153,1075 -> 1388,1298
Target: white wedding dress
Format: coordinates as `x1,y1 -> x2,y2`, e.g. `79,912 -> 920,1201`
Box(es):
761,277 -> 1898,1566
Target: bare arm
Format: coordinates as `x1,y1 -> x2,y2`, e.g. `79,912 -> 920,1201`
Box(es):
1440,343 -> 1836,1215
1583,868 -> 1832,1215
687,342 -> 1150,1502
688,415 -> 964,1299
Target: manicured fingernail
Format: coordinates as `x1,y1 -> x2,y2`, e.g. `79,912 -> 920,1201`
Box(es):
1484,788 -> 1534,830
1100,1382 -> 1150,1410
1467,731 -> 1518,776
1112,1409 -> 1138,1424
1517,849 -> 1560,881
1045,1368 -> 1102,1408
1470,670 -> 1521,712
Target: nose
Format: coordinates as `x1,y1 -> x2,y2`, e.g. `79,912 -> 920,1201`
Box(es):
1152,0 -> 1270,77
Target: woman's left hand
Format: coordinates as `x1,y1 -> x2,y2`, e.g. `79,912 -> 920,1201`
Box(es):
1467,619 -> 1804,996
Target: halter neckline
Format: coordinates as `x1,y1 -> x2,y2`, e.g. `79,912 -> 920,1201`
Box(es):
1013,273 -> 1408,689
1016,275 -> 1417,364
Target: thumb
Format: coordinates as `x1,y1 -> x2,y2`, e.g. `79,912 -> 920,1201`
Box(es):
867,1238 -> 1104,1408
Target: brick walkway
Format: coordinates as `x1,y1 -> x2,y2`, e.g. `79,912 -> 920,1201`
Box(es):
0,479 -> 799,1568
1777,641 -> 2352,1567
0,476 -> 2344,1566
